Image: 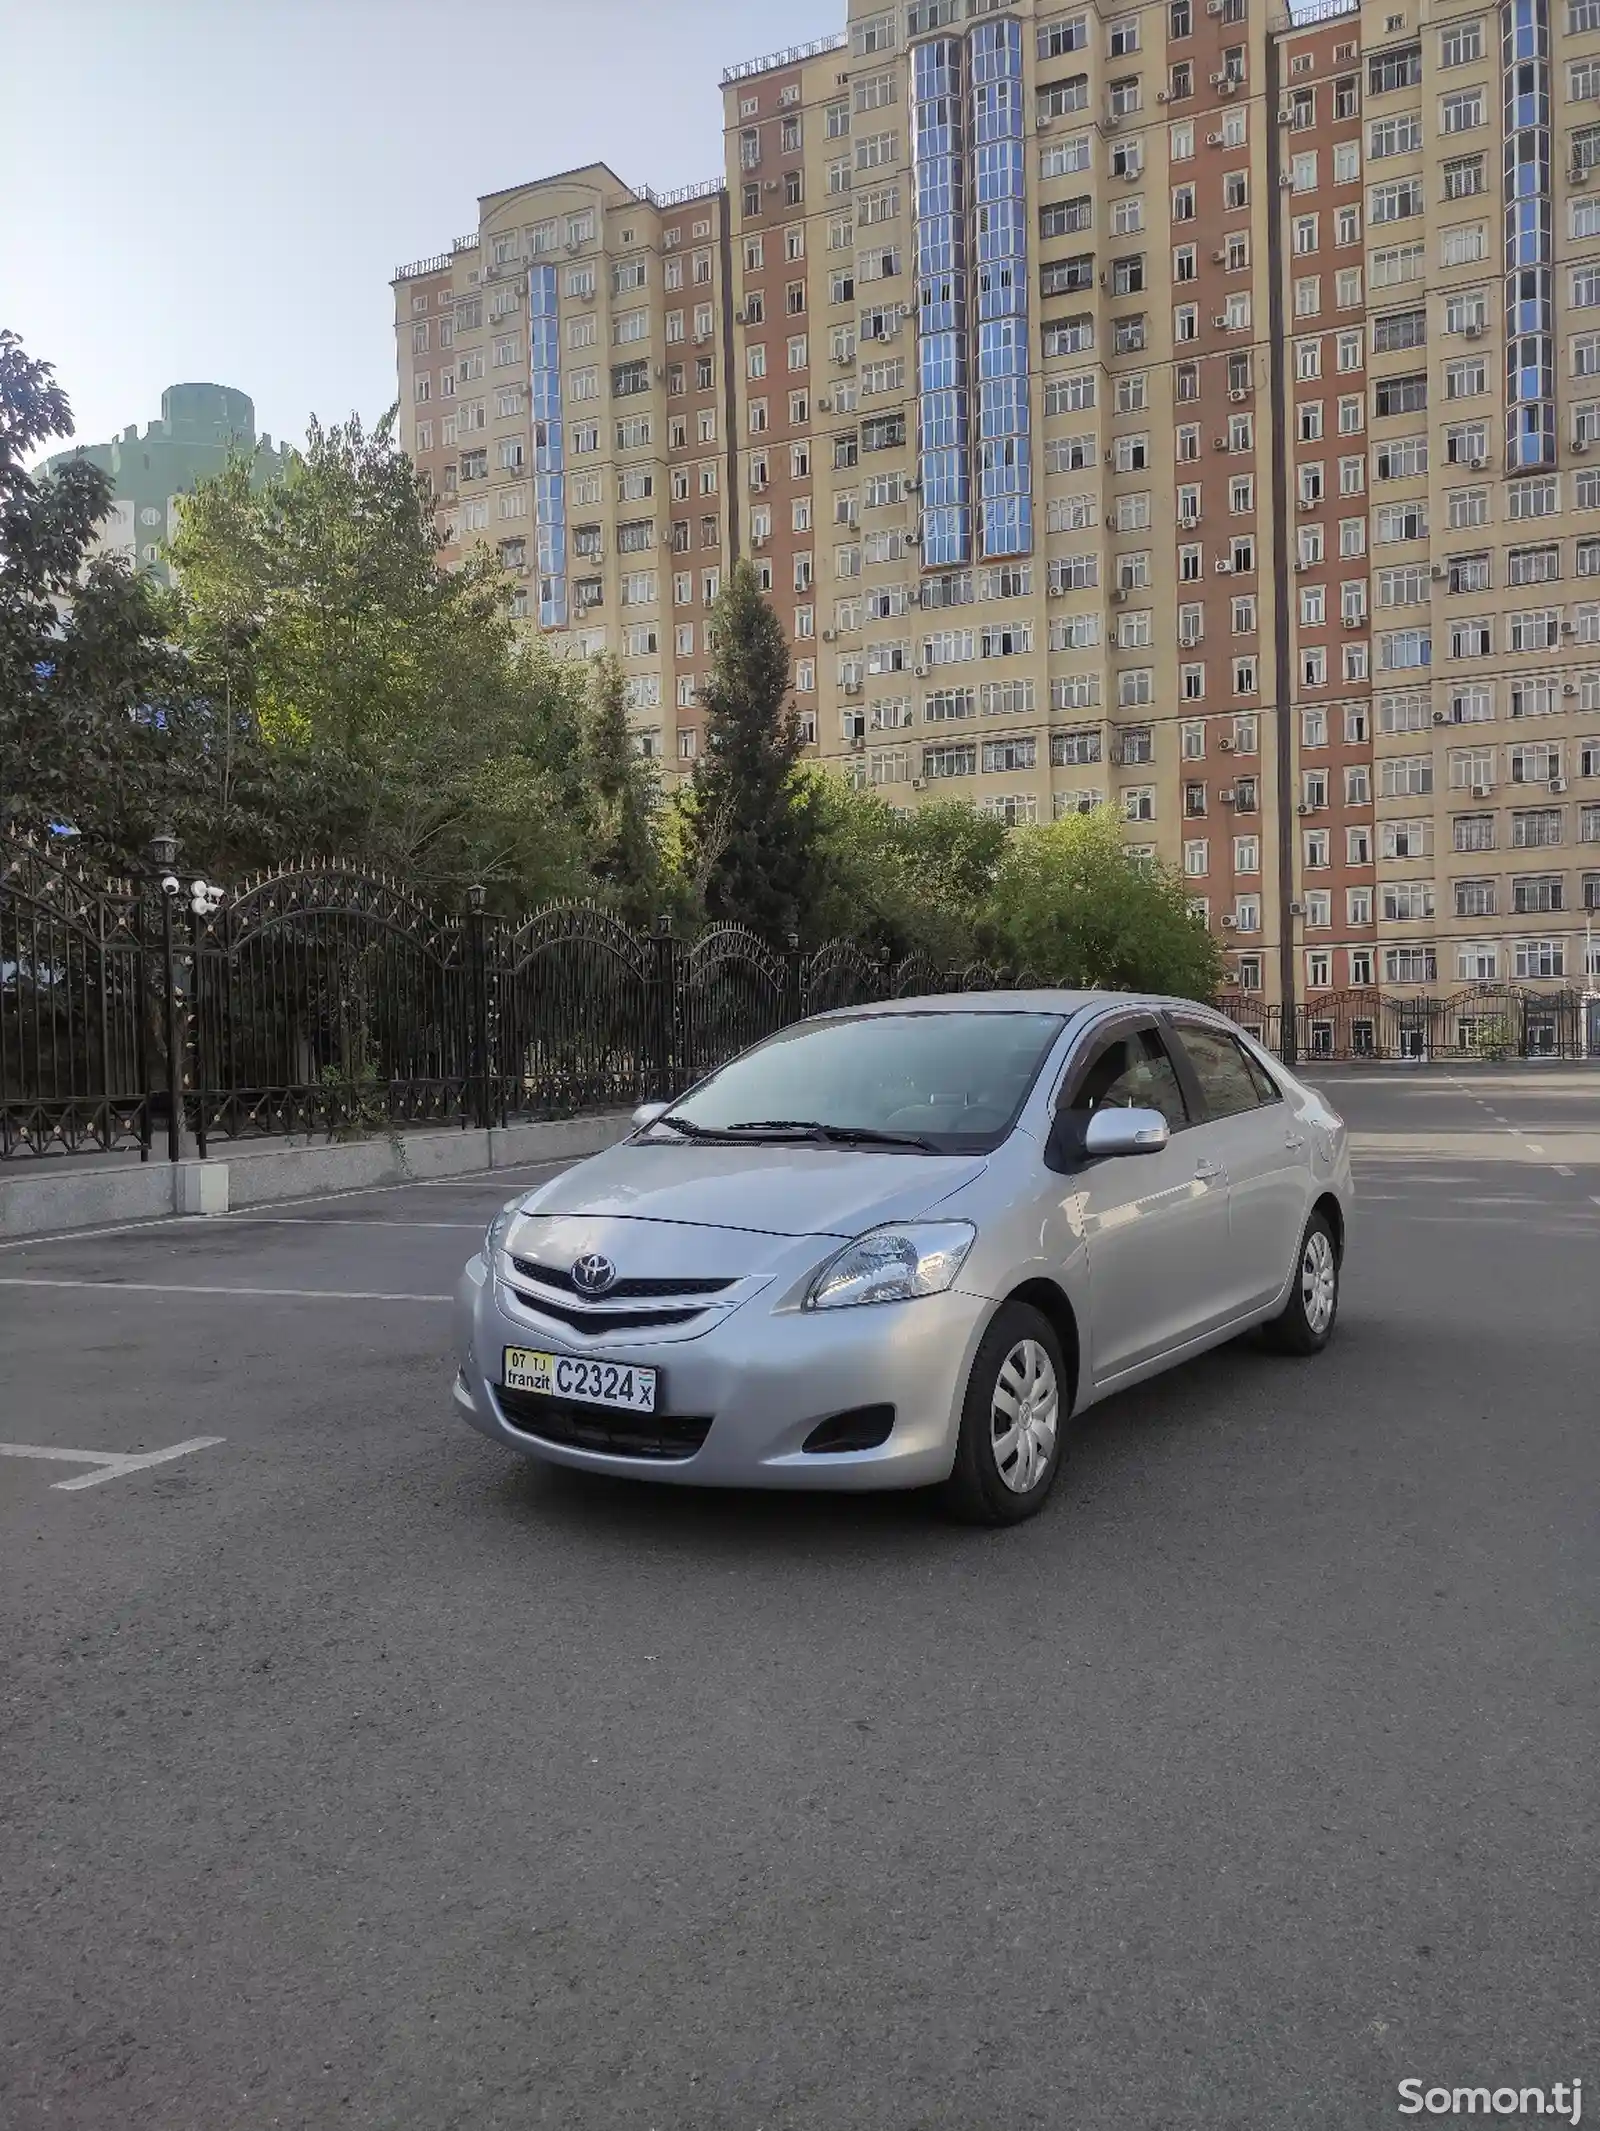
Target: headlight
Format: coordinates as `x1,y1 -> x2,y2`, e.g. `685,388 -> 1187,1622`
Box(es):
806,1221 -> 976,1311
484,1200 -> 522,1262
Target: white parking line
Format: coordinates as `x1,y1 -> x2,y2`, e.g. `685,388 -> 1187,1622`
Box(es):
0,1278 -> 451,1301
0,1437 -> 223,1491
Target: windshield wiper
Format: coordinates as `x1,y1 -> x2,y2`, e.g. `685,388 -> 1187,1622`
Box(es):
649,1113 -> 722,1140
721,1118 -> 938,1153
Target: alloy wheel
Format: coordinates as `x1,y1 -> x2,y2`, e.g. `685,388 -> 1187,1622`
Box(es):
990,1339 -> 1059,1494
1302,1228 -> 1337,1335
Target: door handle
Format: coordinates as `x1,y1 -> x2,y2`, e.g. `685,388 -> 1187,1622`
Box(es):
1284,1133 -> 1306,1151
1194,1159 -> 1224,1181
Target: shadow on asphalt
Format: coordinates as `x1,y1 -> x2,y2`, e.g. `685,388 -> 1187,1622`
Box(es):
477,1327 -> 1330,1560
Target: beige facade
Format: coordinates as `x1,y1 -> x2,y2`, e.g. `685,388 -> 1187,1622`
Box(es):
393,165 -> 733,763
395,0 -> 1600,1036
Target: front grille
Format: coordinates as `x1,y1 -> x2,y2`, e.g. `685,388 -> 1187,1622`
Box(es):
510,1255 -> 735,1301
507,1288 -> 706,1334
496,1385 -> 712,1461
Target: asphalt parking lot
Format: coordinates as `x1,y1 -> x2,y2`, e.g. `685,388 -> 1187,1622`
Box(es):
2,1068 -> 1595,2131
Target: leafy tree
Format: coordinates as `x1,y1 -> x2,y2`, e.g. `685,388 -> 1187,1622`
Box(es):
582,654 -> 661,921
0,331 -> 204,861
804,774 -> 1003,964
169,414 -> 598,905
983,805 -> 1224,999
685,559 -> 819,936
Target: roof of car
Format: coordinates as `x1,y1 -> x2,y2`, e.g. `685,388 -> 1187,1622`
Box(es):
820,988 -> 1213,1021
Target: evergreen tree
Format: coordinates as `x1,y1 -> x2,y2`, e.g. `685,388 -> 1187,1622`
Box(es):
687,559 -> 818,936
582,654 -> 661,921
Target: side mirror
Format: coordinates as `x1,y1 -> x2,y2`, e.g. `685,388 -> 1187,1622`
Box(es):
1083,1105 -> 1170,1158
631,1100 -> 671,1132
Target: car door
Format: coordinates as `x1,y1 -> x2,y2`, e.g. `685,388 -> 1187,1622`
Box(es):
1052,1017 -> 1236,1384
1167,1017 -> 1309,1315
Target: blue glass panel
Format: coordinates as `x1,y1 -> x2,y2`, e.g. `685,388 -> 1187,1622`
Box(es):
978,376 -> 1028,431
920,390 -> 969,447
919,334 -> 965,390
973,140 -> 1026,202
918,221 -> 956,273
979,498 -> 1028,558
921,449 -> 970,506
914,37 -> 960,95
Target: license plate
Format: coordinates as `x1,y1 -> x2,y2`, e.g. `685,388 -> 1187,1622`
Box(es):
502,1347 -> 657,1414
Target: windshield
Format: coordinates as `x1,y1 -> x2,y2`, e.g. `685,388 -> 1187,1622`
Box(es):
661,1011 -> 1066,1153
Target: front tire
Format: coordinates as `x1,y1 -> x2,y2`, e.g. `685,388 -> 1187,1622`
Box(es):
940,1302 -> 1068,1526
1260,1210 -> 1339,1356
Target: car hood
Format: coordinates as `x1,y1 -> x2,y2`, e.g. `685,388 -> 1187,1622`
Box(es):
515,1139 -> 989,1240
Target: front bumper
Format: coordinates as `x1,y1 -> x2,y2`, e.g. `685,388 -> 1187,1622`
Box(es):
452,1253 -> 991,1490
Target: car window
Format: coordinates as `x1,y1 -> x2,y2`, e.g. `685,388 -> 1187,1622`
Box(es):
1065,1026 -> 1190,1131
1175,1024 -> 1270,1120
1237,1043 -> 1282,1105
665,1010 -> 1066,1153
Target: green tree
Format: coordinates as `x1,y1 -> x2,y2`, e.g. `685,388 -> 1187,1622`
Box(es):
804,774 -> 1004,964
169,413 -> 596,905
0,331 -> 204,862
983,805 -> 1224,998
685,559 -> 819,936
582,654 -> 661,921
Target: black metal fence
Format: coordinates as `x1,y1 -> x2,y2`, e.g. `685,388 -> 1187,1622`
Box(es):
1216,983 -> 1600,1062
5,835 -> 1596,1163
0,838 -> 1011,1162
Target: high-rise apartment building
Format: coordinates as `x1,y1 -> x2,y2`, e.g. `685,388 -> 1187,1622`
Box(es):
394,0 -> 1600,1045
394,167 -> 735,761
39,383 -> 290,588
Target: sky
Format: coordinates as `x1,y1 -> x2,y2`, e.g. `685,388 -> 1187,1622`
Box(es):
3,0 -> 842,465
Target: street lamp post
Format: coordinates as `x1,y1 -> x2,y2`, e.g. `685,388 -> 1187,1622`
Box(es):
150,833 -> 183,1163
147,833 -> 224,1162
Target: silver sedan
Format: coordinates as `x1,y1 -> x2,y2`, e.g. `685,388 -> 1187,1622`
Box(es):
453,992 -> 1352,1525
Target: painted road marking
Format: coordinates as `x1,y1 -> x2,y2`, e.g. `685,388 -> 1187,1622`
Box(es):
0,1279 -> 451,1301
0,1437 -> 223,1491
1554,1165 -> 1576,1177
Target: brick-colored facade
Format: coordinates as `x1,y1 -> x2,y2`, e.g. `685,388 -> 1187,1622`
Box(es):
395,0 -> 1600,1029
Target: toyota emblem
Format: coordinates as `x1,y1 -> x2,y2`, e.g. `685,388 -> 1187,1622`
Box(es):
572,1252 -> 617,1296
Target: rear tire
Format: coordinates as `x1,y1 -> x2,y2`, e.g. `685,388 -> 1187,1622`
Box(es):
1260,1210 -> 1339,1356
940,1302 -> 1068,1526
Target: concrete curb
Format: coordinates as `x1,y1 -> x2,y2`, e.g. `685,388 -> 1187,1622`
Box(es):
0,1114 -> 632,1241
